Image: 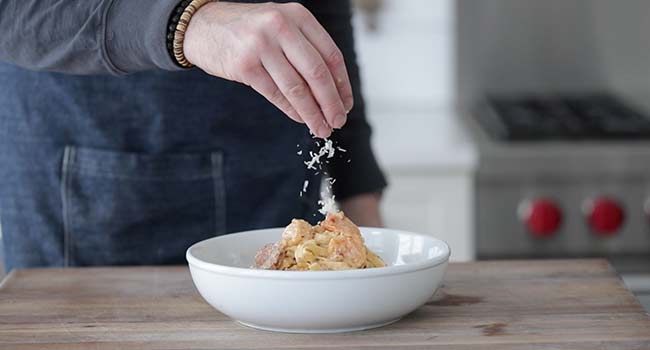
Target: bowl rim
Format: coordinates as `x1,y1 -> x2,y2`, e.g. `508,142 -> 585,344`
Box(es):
186,227 -> 451,280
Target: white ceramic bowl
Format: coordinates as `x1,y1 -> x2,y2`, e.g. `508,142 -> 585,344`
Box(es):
186,227 -> 450,333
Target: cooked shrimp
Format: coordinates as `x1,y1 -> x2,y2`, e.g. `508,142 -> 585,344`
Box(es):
322,212 -> 367,268
280,219 -> 313,247
321,211 -> 362,239
252,243 -> 281,269
328,235 -> 367,267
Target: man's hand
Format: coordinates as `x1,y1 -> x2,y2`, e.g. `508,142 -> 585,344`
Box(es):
339,192 -> 383,227
183,2 -> 354,138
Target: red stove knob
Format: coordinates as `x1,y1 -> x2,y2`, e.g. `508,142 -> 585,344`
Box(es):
519,199 -> 563,238
584,197 -> 624,236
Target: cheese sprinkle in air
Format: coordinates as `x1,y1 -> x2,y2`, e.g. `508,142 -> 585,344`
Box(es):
318,194 -> 337,215
300,137 -> 350,216
304,138 -> 335,170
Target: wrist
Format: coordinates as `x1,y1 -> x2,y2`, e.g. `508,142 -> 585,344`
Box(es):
166,0 -> 215,68
182,1 -> 218,67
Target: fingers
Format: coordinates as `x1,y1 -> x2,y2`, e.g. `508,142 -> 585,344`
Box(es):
278,28 -> 348,130
205,2 -> 353,137
302,33 -> 354,114
286,5 -> 354,113
244,63 -> 304,124
261,47 -> 332,138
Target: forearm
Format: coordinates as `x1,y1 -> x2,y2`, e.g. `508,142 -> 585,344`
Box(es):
0,0 -> 181,74
339,192 -> 383,227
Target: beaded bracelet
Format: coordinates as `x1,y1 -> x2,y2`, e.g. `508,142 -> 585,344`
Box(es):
166,0 -> 215,68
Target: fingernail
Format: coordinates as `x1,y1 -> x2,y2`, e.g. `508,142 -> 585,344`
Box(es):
333,114 -> 346,129
318,124 -> 332,138
344,98 -> 353,112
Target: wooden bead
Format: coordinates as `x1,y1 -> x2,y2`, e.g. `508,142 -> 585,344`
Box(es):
172,0 -> 215,68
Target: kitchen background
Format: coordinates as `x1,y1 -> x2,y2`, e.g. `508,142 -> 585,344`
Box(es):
1,0 -> 649,309
353,0 -> 650,310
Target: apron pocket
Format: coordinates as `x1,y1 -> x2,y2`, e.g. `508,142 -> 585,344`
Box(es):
61,146 -> 225,266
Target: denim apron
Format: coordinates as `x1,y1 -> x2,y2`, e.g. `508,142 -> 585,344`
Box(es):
0,65 -> 322,271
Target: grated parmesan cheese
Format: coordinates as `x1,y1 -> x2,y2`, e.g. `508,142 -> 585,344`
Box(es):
304,139 -> 335,170
317,180 -> 338,215
318,195 -> 337,215
297,137 -> 350,216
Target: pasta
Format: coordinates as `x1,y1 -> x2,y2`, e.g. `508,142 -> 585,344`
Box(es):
253,211 -> 385,271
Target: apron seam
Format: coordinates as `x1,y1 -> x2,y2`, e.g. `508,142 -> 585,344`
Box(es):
60,146 -> 74,267
211,152 -> 226,235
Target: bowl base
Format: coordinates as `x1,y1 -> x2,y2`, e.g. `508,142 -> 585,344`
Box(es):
236,318 -> 402,334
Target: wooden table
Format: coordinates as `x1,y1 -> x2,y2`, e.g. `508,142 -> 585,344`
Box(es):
1,259 -> 649,349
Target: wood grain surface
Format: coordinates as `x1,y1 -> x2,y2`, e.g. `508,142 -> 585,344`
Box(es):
1,259 -> 649,349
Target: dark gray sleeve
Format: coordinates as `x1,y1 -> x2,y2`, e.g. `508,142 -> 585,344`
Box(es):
305,0 -> 388,200
0,0 -> 183,74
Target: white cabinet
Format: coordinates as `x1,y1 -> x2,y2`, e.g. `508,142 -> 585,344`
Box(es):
381,171 -> 475,262
369,109 -> 477,262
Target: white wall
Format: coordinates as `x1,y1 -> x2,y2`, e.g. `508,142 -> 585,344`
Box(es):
351,0 -> 464,171
353,0 -> 454,108
456,0 -> 650,106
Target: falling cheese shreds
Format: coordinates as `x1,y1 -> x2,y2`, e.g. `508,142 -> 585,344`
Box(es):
298,137 -> 349,216
324,139 -> 335,158
304,159 -> 317,170
304,139 -> 335,170
297,150 -> 303,155
318,194 -> 337,215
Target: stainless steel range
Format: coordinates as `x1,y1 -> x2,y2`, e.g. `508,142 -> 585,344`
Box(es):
465,94 -> 650,308
467,95 -> 650,263
455,0 -> 650,309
